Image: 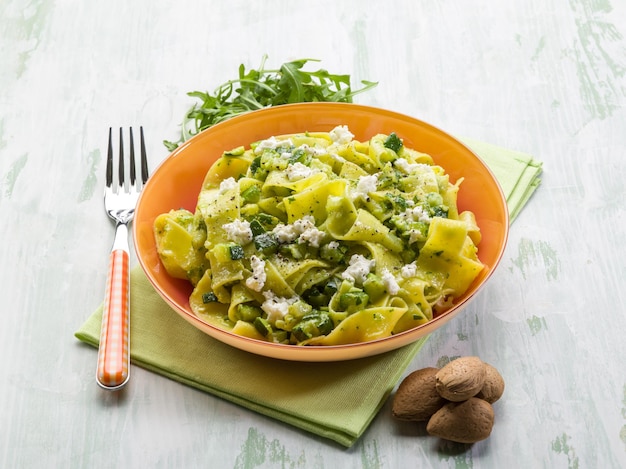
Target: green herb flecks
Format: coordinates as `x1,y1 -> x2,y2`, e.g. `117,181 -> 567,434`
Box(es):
164,55 -> 378,151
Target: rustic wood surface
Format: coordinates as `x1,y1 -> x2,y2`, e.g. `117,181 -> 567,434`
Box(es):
1,0 -> 625,467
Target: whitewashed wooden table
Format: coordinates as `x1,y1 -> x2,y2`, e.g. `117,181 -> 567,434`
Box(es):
1,0 -> 625,467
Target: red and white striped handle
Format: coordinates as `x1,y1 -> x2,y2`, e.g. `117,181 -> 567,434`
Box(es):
96,248 -> 130,389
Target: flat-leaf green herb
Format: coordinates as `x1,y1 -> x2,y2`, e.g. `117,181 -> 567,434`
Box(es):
164,55 -> 378,151
384,132 -> 404,153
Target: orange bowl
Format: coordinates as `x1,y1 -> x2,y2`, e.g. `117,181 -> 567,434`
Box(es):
134,102 -> 509,361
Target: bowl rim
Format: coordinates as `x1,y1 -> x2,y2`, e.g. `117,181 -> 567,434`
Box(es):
134,102 -> 509,361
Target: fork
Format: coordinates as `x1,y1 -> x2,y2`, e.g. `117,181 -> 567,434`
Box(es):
97,127 -> 149,390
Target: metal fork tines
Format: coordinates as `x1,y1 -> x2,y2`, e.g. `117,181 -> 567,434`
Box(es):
97,127 -> 148,390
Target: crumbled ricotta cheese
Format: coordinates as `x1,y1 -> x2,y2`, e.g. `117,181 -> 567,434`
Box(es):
401,262 -> 418,278
261,291 -> 298,322
272,223 -> 299,243
272,215 -> 325,247
381,268 -> 401,295
408,229 -> 422,245
298,225 -> 325,248
254,136 -> 293,154
405,206 -> 431,223
352,173 -> 379,201
394,158 -> 433,175
222,219 -> 253,245
286,162 -> 315,181
219,177 -> 238,193
245,255 -> 266,292
292,215 -> 313,229
293,216 -> 325,247
327,241 -> 340,250
357,173 -> 378,194
341,254 -> 375,284
299,144 -> 327,156
329,125 -> 354,144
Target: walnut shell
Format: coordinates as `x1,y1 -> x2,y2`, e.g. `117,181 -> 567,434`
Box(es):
435,356 -> 486,402
475,363 -> 505,404
426,398 -> 495,443
392,367 -> 447,421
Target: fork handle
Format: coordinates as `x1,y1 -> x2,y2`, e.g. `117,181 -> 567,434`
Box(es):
97,224 -> 131,390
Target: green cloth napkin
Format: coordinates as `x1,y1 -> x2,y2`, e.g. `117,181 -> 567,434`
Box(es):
75,140 -> 541,447
461,138 -> 543,221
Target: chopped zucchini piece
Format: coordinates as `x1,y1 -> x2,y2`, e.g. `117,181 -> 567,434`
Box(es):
320,242 -> 347,263
202,292 -> 218,304
292,311 -> 333,342
249,156 -> 266,180
213,242 -> 246,262
254,317 -> 273,337
338,289 -> 369,313
288,148 -> 312,165
236,303 -> 263,322
229,244 -> 245,260
254,232 -> 279,254
249,218 -> 266,236
303,289 -> 330,308
268,330 -> 289,344
324,277 -> 341,296
223,146 -> 245,157
279,243 -> 308,259
241,184 -> 261,203
363,273 -> 386,302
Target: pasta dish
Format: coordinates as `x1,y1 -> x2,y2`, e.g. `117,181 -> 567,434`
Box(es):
153,126 -> 484,345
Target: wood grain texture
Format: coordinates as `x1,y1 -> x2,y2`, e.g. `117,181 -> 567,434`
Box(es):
1,0 -> 625,467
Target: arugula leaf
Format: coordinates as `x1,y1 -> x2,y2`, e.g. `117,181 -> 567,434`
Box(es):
164,55 -> 378,151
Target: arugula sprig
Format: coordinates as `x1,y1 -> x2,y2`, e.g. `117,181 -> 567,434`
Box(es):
164,55 -> 378,151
